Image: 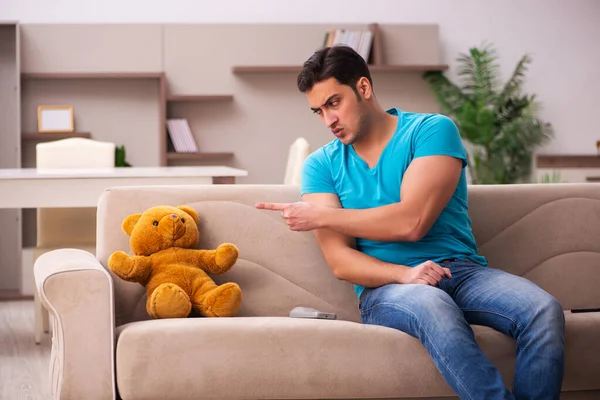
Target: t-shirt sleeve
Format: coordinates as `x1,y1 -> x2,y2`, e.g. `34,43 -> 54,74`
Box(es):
413,114 -> 468,168
300,149 -> 337,196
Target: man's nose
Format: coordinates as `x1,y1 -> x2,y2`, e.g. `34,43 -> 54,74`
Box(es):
324,111 -> 338,128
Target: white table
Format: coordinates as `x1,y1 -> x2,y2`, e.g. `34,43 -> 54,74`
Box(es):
0,166 -> 248,208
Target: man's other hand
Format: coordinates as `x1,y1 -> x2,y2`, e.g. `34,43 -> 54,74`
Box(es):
400,260 -> 452,285
255,201 -> 330,231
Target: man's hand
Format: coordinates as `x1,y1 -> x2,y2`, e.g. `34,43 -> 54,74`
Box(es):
255,201 -> 332,232
400,260 -> 452,285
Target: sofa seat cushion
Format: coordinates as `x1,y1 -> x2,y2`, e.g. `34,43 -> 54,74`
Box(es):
115,312 -> 600,400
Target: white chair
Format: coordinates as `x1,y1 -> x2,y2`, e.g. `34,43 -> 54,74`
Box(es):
34,137 -> 115,344
284,137 -> 310,185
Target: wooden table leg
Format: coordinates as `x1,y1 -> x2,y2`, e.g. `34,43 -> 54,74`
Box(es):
213,176 -> 235,184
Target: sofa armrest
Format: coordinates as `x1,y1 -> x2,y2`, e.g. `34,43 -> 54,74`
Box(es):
34,248 -> 116,400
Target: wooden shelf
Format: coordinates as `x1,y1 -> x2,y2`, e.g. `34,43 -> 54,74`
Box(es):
22,132 -> 92,140
166,152 -> 234,160
536,155 -> 600,168
21,72 -> 164,79
232,64 -> 449,73
370,64 -> 449,72
167,94 -> 234,102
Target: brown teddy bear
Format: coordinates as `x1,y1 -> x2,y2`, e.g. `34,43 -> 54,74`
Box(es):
108,204 -> 242,319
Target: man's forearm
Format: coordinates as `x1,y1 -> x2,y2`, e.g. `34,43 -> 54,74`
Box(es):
328,245 -> 411,287
320,203 -> 421,242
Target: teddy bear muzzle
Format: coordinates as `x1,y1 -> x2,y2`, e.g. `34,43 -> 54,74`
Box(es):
158,214 -> 186,240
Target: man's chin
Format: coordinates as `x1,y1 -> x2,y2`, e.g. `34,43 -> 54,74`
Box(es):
338,135 -> 355,145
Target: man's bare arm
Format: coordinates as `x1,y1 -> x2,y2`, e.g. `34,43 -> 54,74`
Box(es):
319,155 -> 462,242
301,193 -> 450,287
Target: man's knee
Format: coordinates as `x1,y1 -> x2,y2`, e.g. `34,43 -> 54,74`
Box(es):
527,292 -> 565,334
542,295 -> 565,325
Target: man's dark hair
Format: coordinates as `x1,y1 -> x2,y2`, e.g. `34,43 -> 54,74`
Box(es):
297,45 -> 373,95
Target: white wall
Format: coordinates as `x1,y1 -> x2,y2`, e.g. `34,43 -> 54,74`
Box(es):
2,0 -> 599,155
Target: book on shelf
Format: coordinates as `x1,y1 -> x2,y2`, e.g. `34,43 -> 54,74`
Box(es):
166,118 -> 199,153
322,28 -> 373,62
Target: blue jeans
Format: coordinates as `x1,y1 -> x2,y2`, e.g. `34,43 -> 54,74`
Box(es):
358,260 -> 565,400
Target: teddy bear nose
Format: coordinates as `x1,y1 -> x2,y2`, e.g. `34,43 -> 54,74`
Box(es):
170,214 -> 177,219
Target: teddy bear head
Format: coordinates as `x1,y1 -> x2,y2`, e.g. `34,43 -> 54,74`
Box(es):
121,205 -> 200,256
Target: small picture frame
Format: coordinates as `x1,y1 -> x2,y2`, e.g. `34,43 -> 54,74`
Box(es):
37,105 -> 74,133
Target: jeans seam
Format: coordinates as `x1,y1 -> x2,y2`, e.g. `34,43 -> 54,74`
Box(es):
461,308 -> 523,332
369,302 -> 475,400
360,303 -> 381,314
462,307 -> 524,396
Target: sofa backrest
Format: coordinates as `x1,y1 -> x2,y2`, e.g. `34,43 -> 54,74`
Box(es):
97,184 -> 359,326
467,183 -> 600,311
97,183 -> 600,327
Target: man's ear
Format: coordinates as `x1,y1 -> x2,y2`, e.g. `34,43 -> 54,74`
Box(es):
177,205 -> 199,224
356,77 -> 372,99
122,214 -> 142,236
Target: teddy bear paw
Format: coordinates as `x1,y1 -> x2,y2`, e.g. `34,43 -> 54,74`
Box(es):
215,243 -> 239,272
147,283 -> 192,319
201,282 -> 242,317
108,250 -> 133,279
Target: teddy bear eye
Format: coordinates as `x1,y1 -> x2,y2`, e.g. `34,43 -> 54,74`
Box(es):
153,221 -> 158,226
181,218 -> 185,223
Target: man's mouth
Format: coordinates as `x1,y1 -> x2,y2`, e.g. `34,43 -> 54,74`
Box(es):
332,128 -> 343,137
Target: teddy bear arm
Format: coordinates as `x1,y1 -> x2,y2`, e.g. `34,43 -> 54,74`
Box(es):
109,252 -> 152,284
190,244 -> 238,275
187,249 -> 220,274
127,256 -> 153,283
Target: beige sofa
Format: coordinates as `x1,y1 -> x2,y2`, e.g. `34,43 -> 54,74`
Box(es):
34,183 -> 600,400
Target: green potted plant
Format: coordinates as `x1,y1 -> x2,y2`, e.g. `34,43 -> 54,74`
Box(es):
423,43 -> 553,184
115,145 -> 132,167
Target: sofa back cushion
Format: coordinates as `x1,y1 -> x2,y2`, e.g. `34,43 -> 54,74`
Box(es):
97,184 -> 359,326
468,183 -> 600,311
97,183 -> 600,326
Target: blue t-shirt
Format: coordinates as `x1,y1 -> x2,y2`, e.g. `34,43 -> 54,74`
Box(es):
300,108 -> 487,299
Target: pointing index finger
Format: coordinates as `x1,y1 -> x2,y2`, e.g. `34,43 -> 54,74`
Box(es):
255,202 -> 289,211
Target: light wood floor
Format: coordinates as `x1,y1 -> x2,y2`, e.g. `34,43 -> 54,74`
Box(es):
0,300 -> 52,400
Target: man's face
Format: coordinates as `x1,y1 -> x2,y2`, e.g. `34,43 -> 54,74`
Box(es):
306,77 -> 367,145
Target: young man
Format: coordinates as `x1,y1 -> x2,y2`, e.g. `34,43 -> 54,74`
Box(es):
256,45 -> 565,400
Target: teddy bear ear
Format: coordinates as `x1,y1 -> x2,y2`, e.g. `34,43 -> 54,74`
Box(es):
122,214 -> 142,236
177,205 -> 199,224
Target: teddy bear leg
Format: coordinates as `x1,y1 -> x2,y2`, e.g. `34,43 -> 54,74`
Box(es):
192,282 -> 242,318
147,283 -> 192,319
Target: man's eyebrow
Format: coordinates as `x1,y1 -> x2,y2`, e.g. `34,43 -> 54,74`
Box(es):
310,94 -> 338,112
